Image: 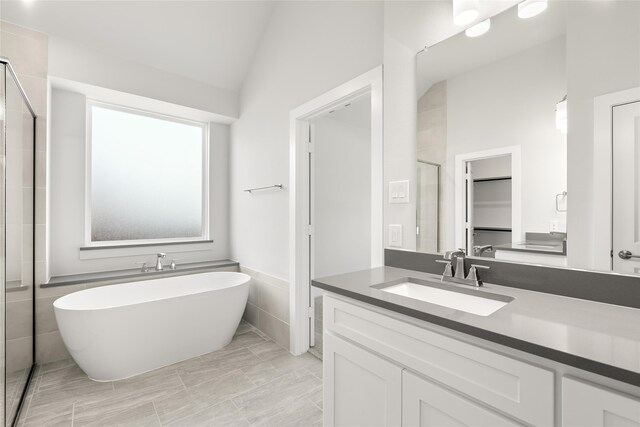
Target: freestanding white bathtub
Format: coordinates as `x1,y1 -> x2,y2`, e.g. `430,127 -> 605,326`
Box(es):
54,271 -> 250,382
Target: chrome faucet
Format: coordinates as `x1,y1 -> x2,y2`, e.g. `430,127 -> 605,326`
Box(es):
437,249 -> 490,287
155,253 -> 166,271
444,249 -> 466,279
473,245 -> 493,256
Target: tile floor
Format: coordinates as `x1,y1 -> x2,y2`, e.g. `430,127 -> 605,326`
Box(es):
17,321 -> 323,426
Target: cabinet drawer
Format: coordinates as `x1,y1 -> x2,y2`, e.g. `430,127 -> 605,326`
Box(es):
324,295 -> 554,426
562,377 -> 640,426
403,370 -> 524,427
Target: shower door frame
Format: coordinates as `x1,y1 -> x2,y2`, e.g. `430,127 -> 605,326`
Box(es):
1,57 -> 38,427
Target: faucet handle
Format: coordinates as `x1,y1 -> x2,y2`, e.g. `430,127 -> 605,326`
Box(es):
466,264 -> 490,286
435,259 -> 454,277
135,262 -> 149,273
169,259 -> 179,270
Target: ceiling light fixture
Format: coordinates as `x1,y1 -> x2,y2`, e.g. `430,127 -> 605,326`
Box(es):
518,0 -> 548,19
555,95 -> 567,134
465,19 -> 491,37
453,0 -> 480,26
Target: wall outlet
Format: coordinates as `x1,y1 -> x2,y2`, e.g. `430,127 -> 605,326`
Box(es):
389,180 -> 410,204
389,224 -> 403,247
549,218 -> 566,233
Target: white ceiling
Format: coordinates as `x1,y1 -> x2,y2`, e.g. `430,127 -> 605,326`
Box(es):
2,0 -> 275,92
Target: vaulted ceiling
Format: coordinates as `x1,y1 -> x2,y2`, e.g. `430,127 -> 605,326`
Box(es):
2,1 -> 275,92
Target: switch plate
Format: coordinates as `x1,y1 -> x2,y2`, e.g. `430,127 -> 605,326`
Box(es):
389,180 -> 410,204
389,224 -> 403,247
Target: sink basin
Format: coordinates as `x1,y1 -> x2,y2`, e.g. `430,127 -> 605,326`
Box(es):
371,278 -> 513,316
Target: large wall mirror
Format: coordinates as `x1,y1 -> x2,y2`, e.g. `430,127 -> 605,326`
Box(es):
414,0 -> 640,273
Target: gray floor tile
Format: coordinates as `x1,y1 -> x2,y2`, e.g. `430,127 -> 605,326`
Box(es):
222,331 -> 268,351
308,385 -> 323,410
187,369 -> 256,407
21,400 -> 73,427
241,359 -> 292,386
179,347 -> 262,388
152,388 -> 207,425
235,321 -> 256,336
249,395 -> 323,427
268,351 -> 322,373
248,340 -> 288,361
39,358 -> 77,376
164,400 -> 249,427
231,370 -> 321,424
77,402 -> 160,427
306,360 -> 323,379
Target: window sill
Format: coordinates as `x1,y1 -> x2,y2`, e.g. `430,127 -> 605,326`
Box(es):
79,240 -> 214,260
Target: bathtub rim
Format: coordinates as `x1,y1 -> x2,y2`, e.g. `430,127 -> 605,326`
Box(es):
53,271 -> 251,312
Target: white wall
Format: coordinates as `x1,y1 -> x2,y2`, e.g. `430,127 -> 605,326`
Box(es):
230,1 -> 384,281
444,37 -> 567,246
49,88 -> 230,276
312,96 -> 372,279
566,1 -> 640,269
48,37 -> 239,120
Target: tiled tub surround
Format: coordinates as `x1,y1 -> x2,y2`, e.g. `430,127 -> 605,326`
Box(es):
37,262 -> 241,365
241,266 -> 291,351
17,321 -> 323,426
313,265 -> 640,387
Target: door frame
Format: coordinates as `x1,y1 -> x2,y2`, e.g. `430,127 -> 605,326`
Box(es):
289,66 -> 384,355
593,86 -> 640,271
454,146 -> 522,250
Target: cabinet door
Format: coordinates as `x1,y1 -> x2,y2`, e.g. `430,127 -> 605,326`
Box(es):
563,377 -> 640,427
402,370 -> 523,427
324,333 -> 402,427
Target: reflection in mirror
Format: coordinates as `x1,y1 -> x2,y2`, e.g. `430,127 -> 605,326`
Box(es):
416,1 -> 569,267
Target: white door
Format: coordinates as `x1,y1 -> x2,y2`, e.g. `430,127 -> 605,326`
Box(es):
562,377 -> 640,427
613,101 -> 640,273
324,333 -> 402,427
465,162 -> 474,254
402,370 -> 523,427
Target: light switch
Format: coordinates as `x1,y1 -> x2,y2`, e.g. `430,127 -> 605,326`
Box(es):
389,224 -> 403,247
389,180 -> 410,204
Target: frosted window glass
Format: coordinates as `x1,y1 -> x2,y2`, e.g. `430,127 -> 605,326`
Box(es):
91,105 -> 205,242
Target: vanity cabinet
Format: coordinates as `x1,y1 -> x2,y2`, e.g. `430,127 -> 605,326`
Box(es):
323,294 -> 554,427
323,333 -> 402,426
402,370 -> 523,427
562,377 -> 640,427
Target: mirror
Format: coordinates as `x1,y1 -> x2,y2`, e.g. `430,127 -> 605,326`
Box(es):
414,0 -> 640,272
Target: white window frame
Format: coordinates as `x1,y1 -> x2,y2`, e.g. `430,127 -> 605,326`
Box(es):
85,99 -> 210,247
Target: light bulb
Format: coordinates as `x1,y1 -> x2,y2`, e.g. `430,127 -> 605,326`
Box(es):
465,19 -> 491,38
518,0 -> 548,19
453,0 -> 480,26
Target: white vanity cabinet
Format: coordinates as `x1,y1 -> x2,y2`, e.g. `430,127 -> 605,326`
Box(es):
562,377 -> 640,427
402,370 -> 523,427
323,294 -> 554,426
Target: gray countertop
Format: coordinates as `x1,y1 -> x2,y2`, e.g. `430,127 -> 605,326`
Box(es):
312,266 -> 640,387
43,260 -> 239,287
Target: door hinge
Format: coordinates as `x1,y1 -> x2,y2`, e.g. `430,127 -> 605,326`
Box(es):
611,249 -> 614,258
306,305 -> 314,318
307,224 -> 313,236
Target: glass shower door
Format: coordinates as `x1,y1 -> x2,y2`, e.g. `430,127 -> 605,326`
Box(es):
4,63 -> 36,426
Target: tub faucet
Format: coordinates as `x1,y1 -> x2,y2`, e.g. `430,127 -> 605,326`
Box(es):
155,253 -> 166,271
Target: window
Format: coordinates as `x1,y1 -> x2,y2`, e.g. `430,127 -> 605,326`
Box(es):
87,102 -> 208,245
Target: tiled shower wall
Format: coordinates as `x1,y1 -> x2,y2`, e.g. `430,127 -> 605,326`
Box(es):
240,266 -> 290,350
0,21 -> 51,365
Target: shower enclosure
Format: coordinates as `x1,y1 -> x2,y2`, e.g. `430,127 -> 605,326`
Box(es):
0,59 -> 37,426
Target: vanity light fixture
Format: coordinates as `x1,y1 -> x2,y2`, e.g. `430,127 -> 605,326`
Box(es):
465,19 -> 491,37
518,0 -> 548,19
555,95 -> 568,134
453,0 -> 480,26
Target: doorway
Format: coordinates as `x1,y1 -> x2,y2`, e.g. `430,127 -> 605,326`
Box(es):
612,101 -> 640,274
307,94 -> 372,358
289,67 -> 383,356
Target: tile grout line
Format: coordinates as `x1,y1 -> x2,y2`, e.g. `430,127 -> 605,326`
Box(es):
71,402 -> 75,427
230,397 -> 253,427
151,401 -> 162,427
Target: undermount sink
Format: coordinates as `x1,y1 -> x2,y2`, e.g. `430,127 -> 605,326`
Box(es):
371,278 -> 513,316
